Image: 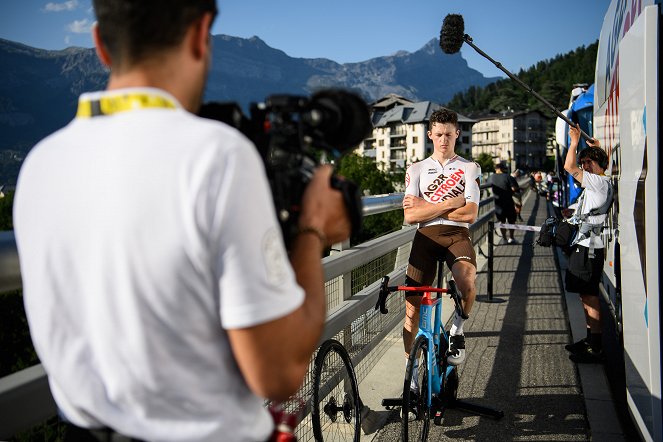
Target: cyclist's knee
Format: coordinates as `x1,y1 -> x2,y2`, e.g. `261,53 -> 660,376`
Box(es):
451,262 -> 476,282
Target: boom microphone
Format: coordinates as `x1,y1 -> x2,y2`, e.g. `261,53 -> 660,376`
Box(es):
439,13 -> 592,141
439,14 -> 465,54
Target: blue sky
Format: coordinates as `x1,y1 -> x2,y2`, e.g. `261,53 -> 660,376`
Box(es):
1,0 -> 611,78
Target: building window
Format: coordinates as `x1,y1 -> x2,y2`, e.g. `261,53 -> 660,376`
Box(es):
412,136 -> 418,143
379,139 -> 384,146
462,136 -> 469,144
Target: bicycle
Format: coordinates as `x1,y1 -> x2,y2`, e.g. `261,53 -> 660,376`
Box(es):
311,339 -> 361,441
376,269 -> 503,440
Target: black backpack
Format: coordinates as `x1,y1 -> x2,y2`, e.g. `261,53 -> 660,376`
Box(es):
536,217 -> 558,247
536,217 -> 578,255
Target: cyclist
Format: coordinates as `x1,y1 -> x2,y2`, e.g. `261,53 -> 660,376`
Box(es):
402,108 -> 481,373
13,1 -> 351,441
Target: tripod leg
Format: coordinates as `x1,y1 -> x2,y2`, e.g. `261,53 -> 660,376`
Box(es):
451,399 -> 504,419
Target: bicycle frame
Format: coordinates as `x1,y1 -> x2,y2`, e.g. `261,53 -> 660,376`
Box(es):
378,274 -> 505,429
413,288 -> 454,409
376,279 -> 463,410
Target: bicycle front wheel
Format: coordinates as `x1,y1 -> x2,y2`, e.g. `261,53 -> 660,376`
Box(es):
402,335 -> 430,441
312,339 -> 361,442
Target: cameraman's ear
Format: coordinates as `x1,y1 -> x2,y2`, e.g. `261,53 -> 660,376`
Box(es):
92,23 -> 112,67
191,12 -> 214,61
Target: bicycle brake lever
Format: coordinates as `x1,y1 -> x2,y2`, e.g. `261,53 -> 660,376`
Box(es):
375,275 -> 390,314
447,280 -> 469,319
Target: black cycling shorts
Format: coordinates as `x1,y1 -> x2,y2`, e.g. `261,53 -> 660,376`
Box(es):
406,224 -> 476,289
565,245 -> 604,296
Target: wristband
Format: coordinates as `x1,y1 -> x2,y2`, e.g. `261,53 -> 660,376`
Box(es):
298,226 -> 327,246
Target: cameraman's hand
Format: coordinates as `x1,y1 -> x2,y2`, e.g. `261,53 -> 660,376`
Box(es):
299,165 -> 351,247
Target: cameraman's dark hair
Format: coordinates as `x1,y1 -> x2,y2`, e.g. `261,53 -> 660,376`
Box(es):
93,0 -> 218,66
428,108 -> 459,131
578,146 -> 609,170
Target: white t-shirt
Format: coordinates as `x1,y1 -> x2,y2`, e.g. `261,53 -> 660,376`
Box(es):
13,88 -> 304,441
404,155 -> 481,228
576,172 -> 611,249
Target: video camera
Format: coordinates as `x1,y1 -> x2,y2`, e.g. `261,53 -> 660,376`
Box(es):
199,88 -> 371,249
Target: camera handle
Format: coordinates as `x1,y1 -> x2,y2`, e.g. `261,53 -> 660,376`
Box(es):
330,175 -> 363,238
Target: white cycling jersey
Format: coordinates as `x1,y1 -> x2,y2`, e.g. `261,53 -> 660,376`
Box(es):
405,155 -> 481,228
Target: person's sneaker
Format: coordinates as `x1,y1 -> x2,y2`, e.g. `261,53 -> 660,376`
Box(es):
507,238 -> 519,245
565,338 -> 590,354
401,390 -> 419,422
447,334 -> 466,366
569,347 -> 605,364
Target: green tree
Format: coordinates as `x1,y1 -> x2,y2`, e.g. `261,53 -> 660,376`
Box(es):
475,152 -> 495,174
336,154 -> 403,243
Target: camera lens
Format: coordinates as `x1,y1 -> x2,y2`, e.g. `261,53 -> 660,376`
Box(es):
305,89 -> 372,151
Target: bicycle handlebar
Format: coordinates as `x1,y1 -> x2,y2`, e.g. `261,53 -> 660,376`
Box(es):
375,276 -> 391,314
375,275 -> 469,319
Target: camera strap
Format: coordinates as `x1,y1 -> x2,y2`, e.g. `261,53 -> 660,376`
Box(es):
76,92 -> 178,118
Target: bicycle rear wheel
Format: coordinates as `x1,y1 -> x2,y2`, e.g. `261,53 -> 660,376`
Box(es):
312,339 -> 361,442
402,335 -> 430,441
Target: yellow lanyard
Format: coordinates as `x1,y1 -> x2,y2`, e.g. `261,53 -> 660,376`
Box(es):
76,92 -> 177,118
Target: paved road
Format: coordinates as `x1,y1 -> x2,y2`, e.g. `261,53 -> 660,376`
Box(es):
357,193 -> 630,441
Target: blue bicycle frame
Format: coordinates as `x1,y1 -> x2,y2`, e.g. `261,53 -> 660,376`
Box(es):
417,289 -> 453,408
378,274 -> 505,432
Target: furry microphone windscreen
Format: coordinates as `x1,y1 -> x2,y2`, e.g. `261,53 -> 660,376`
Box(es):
439,14 -> 465,54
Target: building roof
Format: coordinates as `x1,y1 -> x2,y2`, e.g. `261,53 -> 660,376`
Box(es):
373,100 -> 474,127
370,93 -> 415,110
472,109 -> 549,121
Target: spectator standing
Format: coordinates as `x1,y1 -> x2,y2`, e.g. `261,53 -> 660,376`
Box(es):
489,163 -> 520,244
563,124 -> 611,363
12,1 -> 352,440
511,169 -> 524,222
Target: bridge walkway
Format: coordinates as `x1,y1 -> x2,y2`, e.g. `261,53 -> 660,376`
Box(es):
356,191 -> 628,441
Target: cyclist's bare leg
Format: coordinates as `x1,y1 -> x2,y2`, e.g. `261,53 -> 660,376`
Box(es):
451,260 -> 477,315
403,295 -> 421,358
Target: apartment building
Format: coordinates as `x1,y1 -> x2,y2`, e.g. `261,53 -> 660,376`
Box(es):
472,110 -> 548,171
356,94 -> 475,172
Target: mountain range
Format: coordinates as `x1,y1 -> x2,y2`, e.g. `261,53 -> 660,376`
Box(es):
0,34 -> 500,158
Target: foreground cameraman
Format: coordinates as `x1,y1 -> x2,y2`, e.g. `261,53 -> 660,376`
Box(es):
13,1 -> 350,440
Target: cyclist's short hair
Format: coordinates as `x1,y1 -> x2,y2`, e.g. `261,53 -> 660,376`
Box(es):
93,0 -> 218,67
428,108 -> 459,131
578,146 -> 608,170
